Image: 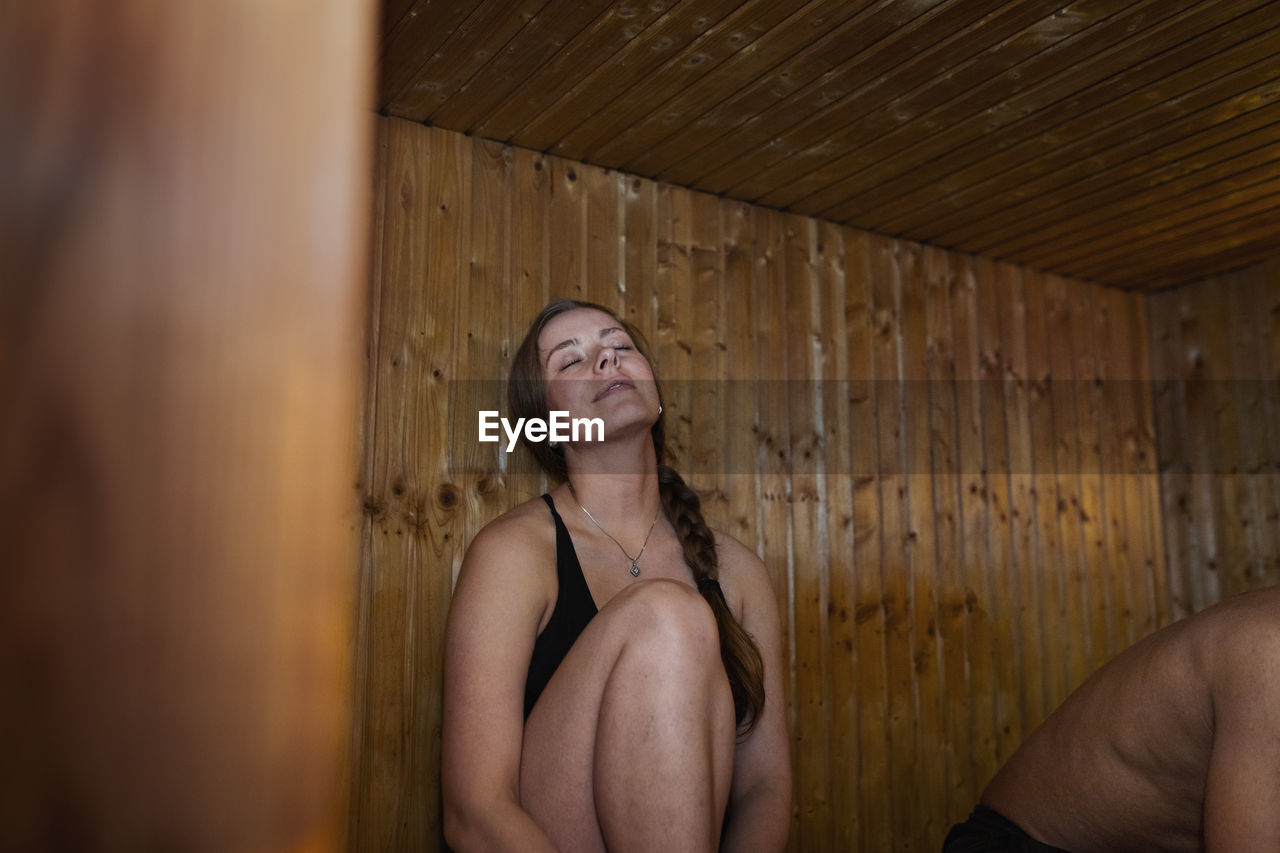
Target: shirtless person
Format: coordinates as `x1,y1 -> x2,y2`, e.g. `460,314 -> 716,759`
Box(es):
943,585 -> 1280,853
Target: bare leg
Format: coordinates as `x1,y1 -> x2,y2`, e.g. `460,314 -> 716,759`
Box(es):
520,579 -> 736,852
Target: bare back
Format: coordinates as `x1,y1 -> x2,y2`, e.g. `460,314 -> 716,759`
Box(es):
982,587 -> 1280,853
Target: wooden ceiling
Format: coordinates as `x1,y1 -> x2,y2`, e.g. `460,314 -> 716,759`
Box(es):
377,0 -> 1280,291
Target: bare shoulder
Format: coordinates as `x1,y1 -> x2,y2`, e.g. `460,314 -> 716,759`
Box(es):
710,529 -> 777,621
456,495 -> 557,591
467,495 -> 553,549
1189,586 -> 1280,655
711,528 -> 767,583
1191,586 -> 1280,687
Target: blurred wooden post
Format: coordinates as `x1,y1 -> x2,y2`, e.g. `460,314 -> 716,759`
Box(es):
0,2 -> 371,849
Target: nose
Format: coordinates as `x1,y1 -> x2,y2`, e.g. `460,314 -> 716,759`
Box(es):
597,346 -> 618,371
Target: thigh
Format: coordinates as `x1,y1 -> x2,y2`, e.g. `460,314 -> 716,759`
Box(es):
518,578 -> 719,852
518,605 -> 623,852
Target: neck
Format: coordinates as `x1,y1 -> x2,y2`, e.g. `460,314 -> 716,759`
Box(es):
561,431 -> 661,530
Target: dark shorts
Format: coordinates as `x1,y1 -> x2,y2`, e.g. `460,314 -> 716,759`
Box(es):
942,805 -> 1072,853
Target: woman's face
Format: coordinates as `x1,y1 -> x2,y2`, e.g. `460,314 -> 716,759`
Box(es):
536,308 -> 660,443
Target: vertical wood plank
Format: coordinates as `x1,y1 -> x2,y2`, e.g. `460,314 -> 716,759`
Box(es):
1045,273 -> 1090,690
1024,270 -> 1070,708
422,128 -> 472,850
1147,285 -> 1196,620
356,120 -> 426,851
996,263 -> 1048,727
585,165 -> 622,311
817,220 -> 858,850
721,200 -> 758,546
1120,290 -> 1167,632
423,124 -> 472,849
1210,278 -> 1257,598
622,174 -> 658,364
655,185 -> 693,469
1222,268 -> 1273,590
785,215 -> 830,853
1183,283 -> 1224,611
950,251 -> 999,799
690,190 -> 725,503
1069,283 -> 1113,666
549,156 -> 587,301
846,228 -> 890,853
1244,262 -> 1280,589
868,235 -> 917,846
1265,259 -> 1280,586
901,239 -> 946,850
507,147 -> 552,498
751,206 -> 798,849
973,256 -> 1022,764
924,244 -> 969,823
456,137 -> 512,583
1096,286 -> 1139,650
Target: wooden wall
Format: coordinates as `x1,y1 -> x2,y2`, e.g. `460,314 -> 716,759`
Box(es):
1146,258 -> 1280,618
348,116 -> 1169,851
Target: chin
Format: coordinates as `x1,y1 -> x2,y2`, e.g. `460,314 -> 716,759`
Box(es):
602,409 -> 657,437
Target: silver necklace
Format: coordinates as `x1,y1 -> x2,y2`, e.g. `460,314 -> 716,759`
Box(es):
568,483 -> 659,577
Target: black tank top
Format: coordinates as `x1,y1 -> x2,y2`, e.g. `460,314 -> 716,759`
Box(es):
524,493 -> 599,718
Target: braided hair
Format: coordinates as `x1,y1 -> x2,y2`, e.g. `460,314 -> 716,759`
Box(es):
509,299 -> 765,735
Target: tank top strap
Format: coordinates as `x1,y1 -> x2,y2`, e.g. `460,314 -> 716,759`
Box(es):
540,492 -> 563,523
540,492 -> 580,585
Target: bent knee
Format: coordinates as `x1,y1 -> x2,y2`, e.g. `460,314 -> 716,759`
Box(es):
608,578 -> 721,657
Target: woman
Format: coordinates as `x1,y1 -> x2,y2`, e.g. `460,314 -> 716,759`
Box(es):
442,299 -> 791,852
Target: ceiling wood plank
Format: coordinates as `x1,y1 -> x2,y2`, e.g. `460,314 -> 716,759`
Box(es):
706,0 -> 1105,200
497,0 -> 750,152
869,10 -> 1280,241
1135,237 -> 1280,290
548,0 -> 802,162
466,0 -> 680,142
978,115 -> 1280,260
921,42 -> 1280,246
652,0 -> 1071,190
857,3 -> 1279,231
1037,185 -> 1280,274
597,0 -> 876,173
1067,212 -> 1280,285
391,0 -> 613,123
613,0 -> 942,176
772,0 -> 1216,215
396,0 -> 622,122
379,0 -> 493,115
382,0 -> 418,47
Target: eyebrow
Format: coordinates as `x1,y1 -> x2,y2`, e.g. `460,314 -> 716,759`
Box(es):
543,326 -> 627,366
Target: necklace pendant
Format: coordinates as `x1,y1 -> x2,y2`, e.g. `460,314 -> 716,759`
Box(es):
630,560 -> 641,578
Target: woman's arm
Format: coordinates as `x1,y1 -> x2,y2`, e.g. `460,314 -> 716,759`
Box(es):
441,511 -> 559,853
716,535 -> 793,852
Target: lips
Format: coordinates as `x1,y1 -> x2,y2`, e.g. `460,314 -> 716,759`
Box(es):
593,379 -> 635,401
